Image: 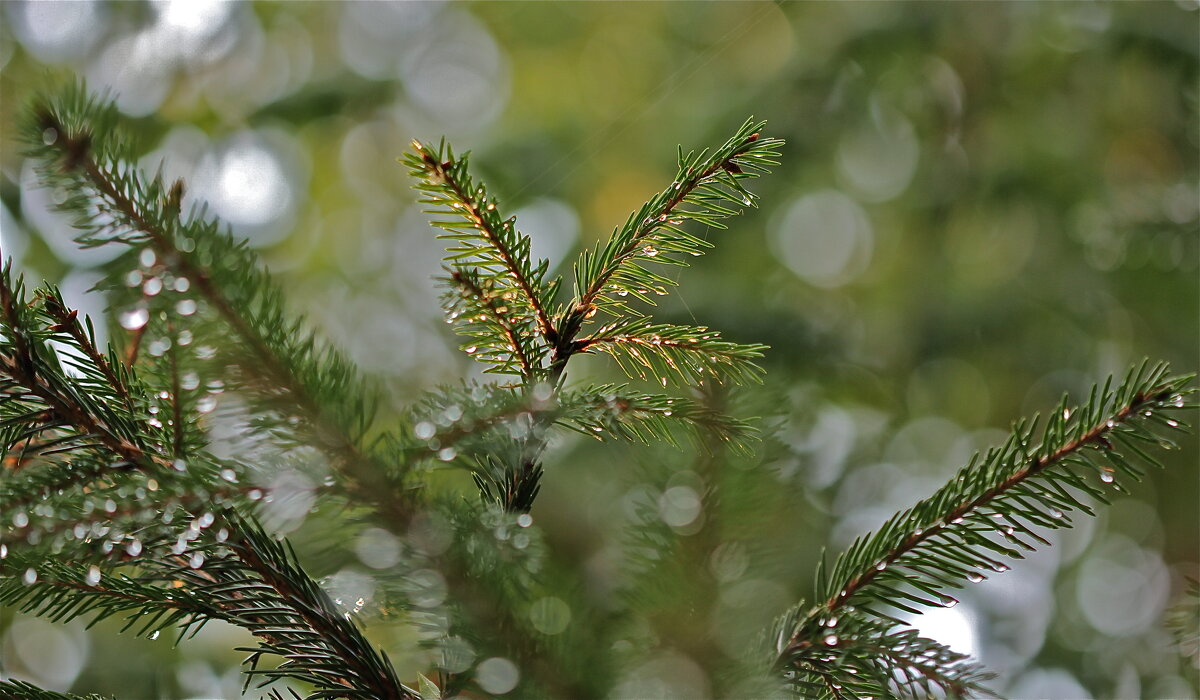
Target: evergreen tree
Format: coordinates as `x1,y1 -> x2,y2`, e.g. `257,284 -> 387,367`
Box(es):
0,83 -> 1194,699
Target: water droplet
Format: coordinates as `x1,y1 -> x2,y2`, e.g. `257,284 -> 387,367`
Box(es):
823,634 -> 839,646
104,499 -> 117,514
825,616 -> 839,627
195,346 -> 217,360
148,338 -> 171,356
149,630 -> 160,640
176,299 -> 197,316
139,249 -> 157,267
1049,508 -> 1064,519
1062,408 -> 1072,420
438,447 -> 457,461
189,552 -> 205,568
517,514 -> 533,528
119,307 -> 149,330
643,246 -> 659,257
1166,419 -> 1179,428
415,421 -> 436,440
144,277 -> 163,296
125,269 -> 143,287
13,511 -> 28,528
196,396 -> 217,414
966,572 -> 985,583
220,468 -> 238,483
86,565 -> 101,586
993,564 -> 1010,573
174,277 -> 190,292
126,539 -> 143,556
0,544 -> 7,558
181,372 -> 201,391
1099,470 -> 1115,484
941,597 -> 958,608
23,568 -> 38,585
248,489 -> 263,501
875,561 -> 887,571
198,512 -> 215,528
42,127 -> 58,145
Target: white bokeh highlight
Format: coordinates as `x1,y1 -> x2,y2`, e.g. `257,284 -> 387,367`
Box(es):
770,189 -> 874,288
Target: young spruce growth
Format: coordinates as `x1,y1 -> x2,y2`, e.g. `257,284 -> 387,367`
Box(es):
0,83 -> 1194,699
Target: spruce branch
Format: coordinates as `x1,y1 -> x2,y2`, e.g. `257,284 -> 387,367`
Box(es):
557,383 -> 756,452
223,514 -> 415,699
469,452 -> 544,513
1,548 -> 230,645
1167,578 -> 1200,672
22,84 -> 416,526
541,118 -> 780,390
576,318 -> 767,387
770,607 -> 994,699
406,119 -> 779,513
0,680 -> 111,700
403,139 -> 558,348
773,361 -> 1195,690
1,514 -> 418,700
1,272 -> 241,573
566,119 -> 782,325
0,270 -> 236,502
442,268 -> 540,376
39,289 -> 137,416
2,264 -> 245,516
1,267 -> 166,476
398,380 -> 754,470
3,258 -> 414,697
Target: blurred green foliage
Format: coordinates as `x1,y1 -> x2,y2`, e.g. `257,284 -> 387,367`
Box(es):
1,2 -> 1196,698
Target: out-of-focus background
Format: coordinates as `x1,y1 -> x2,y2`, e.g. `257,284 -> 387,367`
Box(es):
1,2 -> 1197,698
